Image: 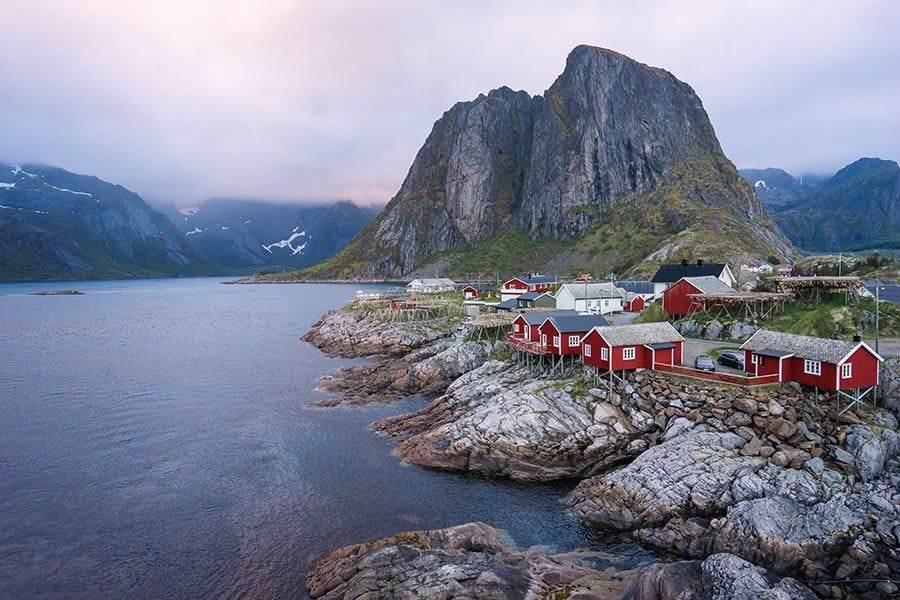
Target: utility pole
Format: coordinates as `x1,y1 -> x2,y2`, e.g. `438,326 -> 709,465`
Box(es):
875,285 -> 881,353
838,253 -> 842,276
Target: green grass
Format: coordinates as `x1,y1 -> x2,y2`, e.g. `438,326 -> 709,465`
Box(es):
761,293 -> 900,338
632,302 -> 666,324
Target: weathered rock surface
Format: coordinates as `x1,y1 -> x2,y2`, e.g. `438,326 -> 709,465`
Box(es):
569,429 -> 761,529
317,339 -> 499,405
302,306 -> 452,358
374,361 -> 651,480
624,553 -> 816,600
306,522 -> 638,599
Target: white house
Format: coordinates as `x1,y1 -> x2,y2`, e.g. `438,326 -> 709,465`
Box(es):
555,283 -> 624,314
741,262 -> 774,274
406,278 -> 457,293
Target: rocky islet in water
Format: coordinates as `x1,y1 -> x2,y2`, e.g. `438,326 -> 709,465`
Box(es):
302,301 -> 900,599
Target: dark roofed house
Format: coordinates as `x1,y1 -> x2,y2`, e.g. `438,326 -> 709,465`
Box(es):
538,314 -> 610,355
740,329 -> 883,393
615,280 -> 655,301
493,298 -> 519,312
510,310 -> 578,342
463,284 -> 494,300
862,280 -> 900,304
516,291 -> 556,309
650,260 -> 736,299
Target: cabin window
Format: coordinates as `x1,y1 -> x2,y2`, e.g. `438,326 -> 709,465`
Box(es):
514,324 -> 520,332
803,359 -> 821,376
604,300 -> 610,307
568,335 -> 580,346
553,336 -> 560,347
841,363 -> 852,379
542,335 -> 547,346
601,347 -> 609,361
751,354 -> 758,365
584,344 -> 591,357
623,347 -> 636,360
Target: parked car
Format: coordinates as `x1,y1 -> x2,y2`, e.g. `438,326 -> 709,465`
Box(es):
717,351 -> 745,370
694,355 -> 716,371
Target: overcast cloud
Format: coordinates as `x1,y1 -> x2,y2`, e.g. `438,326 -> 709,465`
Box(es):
1,0 -> 897,206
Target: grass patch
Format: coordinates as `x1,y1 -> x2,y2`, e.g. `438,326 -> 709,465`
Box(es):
633,302 -> 666,324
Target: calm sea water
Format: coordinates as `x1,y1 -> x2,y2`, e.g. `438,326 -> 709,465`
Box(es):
0,278 -> 655,599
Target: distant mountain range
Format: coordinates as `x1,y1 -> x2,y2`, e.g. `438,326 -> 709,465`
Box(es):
154,199 -> 381,270
740,158 -> 899,252
296,45 -> 795,281
0,163 -> 380,281
0,163 -> 217,280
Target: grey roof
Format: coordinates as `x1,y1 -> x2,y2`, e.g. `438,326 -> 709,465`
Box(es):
590,322 -> 684,346
682,276 -> 736,295
545,314 -> 610,333
646,342 -> 676,350
740,329 -> 881,364
464,283 -> 493,291
559,282 -> 625,299
863,280 -> 900,304
615,280 -> 654,295
495,299 -> 518,310
517,291 -> 543,301
408,278 -> 456,287
518,310 -> 578,325
754,349 -> 794,358
651,262 -> 728,283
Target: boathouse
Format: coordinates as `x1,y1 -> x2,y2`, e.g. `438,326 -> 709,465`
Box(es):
662,276 -> 735,318
582,322 -> 684,373
537,314 -> 610,356
650,260 -> 736,299
510,310 -> 578,343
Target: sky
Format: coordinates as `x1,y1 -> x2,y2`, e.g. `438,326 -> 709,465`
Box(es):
1,0 -> 898,207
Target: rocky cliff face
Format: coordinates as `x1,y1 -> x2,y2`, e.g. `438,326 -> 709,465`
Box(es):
309,46 -> 793,279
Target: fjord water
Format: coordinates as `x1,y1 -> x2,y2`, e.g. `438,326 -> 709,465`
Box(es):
0,278 -> 653,598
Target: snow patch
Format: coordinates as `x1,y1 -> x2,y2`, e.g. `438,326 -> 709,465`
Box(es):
243,220 -> 251,224
0,182 -> 15,188
12,165 -> 37,178
754,180 -> 767,189
42,182 -> 93,197
262,231 -> 307,255
0,204 -> 48,215
186,227 -> 203,236
221,226 -> 229,230
178,207 -> 200,216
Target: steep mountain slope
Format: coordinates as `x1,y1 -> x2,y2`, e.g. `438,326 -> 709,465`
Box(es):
157,199 -> 380,270
301,45 -> 793,280
741,158 -> 900,252
0,163 -> 216,280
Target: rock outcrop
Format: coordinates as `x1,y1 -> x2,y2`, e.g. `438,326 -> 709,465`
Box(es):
302,305 -> 453,358
374,361 -> 652,480
624,553 -> 816,600
305,45 -> 793,279
306,522 -> 638,599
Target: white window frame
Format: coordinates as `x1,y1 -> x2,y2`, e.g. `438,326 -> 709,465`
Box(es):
514,323 -> 520,333
568,335 -> 580,346
751,354 -> 758,365
553,335 -> 560,347
803,359 -> 821,376
601,347 -> 609,361
541,334 -> 547,346
584,344 -> 591,357
623,347 -> 636,361
841,363 -> 852,379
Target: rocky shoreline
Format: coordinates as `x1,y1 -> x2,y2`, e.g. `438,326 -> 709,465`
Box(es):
302,302 -> 900,598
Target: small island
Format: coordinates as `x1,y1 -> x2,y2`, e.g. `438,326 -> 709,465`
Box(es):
30,289 -> 85,296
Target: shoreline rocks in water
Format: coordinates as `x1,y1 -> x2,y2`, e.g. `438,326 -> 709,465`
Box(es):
302,304 -> 455,358
305,521 -> 819,600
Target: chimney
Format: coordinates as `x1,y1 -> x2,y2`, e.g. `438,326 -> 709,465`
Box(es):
697,259 -> 704,267
681,259 -> 689,267
853,334 -> 861,343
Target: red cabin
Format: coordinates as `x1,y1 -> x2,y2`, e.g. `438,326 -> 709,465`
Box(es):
662,276 -> 736,318
463,284 -> 493,299
501,274 -> 557,300
389,297 -> 415,310
624,293 -> 645,312
510,310 -> 577,342
740,329 -> 883,392
582,322 -> 684,372
536,314 -> 610,355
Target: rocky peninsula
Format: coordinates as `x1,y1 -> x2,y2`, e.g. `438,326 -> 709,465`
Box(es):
303,301 -> 900,598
